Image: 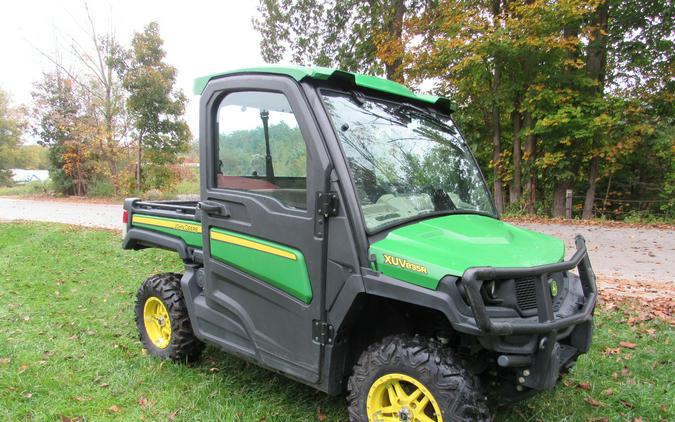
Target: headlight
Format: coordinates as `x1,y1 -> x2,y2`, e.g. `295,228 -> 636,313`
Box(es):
484,281 -> 497,299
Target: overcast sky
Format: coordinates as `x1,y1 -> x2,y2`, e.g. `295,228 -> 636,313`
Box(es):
0,0 -> 270,142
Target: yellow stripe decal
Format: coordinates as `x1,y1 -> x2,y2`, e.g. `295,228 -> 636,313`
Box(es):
210,231 -> 297,261
132,215 -> 202,233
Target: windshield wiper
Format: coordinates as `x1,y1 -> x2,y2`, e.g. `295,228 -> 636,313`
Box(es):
374,209 -> 498,233
393,103 -> 453,130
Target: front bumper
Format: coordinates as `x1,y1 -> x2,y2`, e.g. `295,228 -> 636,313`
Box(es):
460,235 -> 597,391
462,235 -> 597,336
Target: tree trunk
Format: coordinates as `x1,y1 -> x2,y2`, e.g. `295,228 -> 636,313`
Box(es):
490,0 -> 505,213
582,0 -> 609,219
491,91 -> 504,213
523,110 -> 536,214
384,0 -> 406,83
136,133 -> 143,192
552,181 -> 570,217
582,156 -> 599,218
509,108 -> 522,204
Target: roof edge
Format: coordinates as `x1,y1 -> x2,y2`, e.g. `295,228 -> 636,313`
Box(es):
193,65 -> 454,113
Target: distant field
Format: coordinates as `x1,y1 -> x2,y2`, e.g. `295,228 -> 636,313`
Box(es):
0,222 -> 672,421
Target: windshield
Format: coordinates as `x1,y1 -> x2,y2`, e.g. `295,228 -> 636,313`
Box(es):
321,90 -> 496,232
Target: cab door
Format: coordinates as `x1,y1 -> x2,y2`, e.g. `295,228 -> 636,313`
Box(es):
197,75 -> 331,383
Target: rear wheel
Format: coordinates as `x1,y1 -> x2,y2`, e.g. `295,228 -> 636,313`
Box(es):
134,273 -> 204,362
347,335 -> 489,422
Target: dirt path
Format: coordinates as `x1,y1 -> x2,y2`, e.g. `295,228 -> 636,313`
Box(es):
0,197 -> 121,230
1,197 -> 673,283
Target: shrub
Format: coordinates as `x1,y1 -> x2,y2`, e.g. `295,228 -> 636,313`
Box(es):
88,178 -> 116,197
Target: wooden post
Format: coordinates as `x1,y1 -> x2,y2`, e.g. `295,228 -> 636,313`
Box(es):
565,189 -> 573,219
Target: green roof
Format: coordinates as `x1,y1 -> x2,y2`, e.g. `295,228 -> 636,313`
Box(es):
193,65 -> 453,113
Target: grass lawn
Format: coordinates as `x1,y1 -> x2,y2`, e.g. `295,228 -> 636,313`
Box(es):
0,222 -> 672,421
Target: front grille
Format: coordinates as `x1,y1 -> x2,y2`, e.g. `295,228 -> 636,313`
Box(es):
514,276 -> 563,312
515,277 -> 538,310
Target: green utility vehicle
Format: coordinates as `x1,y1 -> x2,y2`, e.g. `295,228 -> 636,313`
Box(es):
122,66 -> 597,421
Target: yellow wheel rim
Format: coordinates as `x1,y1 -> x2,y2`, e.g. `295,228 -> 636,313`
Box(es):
143,296 -> 172,349
366,373 -> 443,422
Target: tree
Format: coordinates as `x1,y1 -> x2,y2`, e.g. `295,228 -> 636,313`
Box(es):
253,0 -> 431,82
32,71 -> 97,196
35,3 -> 128,193
122,22 -> 190,192
0,89 -> 25,185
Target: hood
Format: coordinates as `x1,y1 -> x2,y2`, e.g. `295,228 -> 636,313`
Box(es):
369,214 -> 565,289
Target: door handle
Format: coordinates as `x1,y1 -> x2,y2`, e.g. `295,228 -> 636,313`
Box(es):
198,201 -> 230,217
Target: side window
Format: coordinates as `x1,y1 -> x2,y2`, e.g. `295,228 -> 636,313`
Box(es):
215,91 -> 308,209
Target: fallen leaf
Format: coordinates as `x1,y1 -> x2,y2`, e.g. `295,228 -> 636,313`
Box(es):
585,397 -> 603,407
316,405 -> 327,421
563,379 -> 574,387
602,388 -> 614,396
620,341 -> 637,349
631,418 -> 642,422
72,397 -> 90,402
138,395 -> 148,407
603,347 -> 621,356
99,383 -> 110,388
208,367 -> 220,373
168,410 -> 179,421
621,400 -> 635,409
108,405 -> 121,413
620,367 -> 630,377
577,381 -> 592,390
18,364 -> 29,374
141,348 -> 148,356
660,404 -> 668,412
60,416 -> 84,422
23,392 -> 33,399
0,357 -> 10,365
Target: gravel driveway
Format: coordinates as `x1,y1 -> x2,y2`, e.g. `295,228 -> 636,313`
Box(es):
1,197 -> 673,282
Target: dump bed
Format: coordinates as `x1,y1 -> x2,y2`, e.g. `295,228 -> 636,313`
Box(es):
122,198 -> 204,262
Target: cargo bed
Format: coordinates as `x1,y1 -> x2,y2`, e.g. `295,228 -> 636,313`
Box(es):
122,198 -> 204,262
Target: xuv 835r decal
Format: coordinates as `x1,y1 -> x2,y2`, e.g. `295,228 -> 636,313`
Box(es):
382,254 -> 428,274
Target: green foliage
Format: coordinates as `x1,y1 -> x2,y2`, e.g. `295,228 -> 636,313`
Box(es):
253,0 -> 429,81
0,180 -> 51,196
87,177 -> 116,197
0,89 -> 25,186
254,0 -> 674,220
219,121 -> 306,177
123,22 -> 191,192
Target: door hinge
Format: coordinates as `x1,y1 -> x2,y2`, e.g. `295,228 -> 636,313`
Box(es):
312,320 -> 334,345
316,192 -> 339,218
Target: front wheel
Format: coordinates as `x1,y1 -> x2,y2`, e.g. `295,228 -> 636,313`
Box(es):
347,335 -> 490,422
134,272 -> 204,362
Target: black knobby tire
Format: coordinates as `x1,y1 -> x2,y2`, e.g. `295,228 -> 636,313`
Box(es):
347,335 -> 490,422
134,272 -> 205,362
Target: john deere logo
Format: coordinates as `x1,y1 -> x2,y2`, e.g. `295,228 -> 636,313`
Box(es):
382,254 -> 428,274
549,279 -> 558,297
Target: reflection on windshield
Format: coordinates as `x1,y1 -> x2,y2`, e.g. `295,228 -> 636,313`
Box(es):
322,91 -> 496,232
